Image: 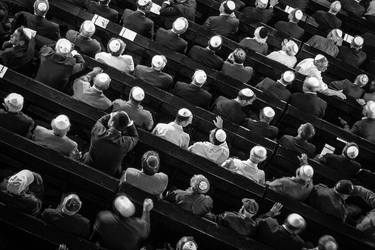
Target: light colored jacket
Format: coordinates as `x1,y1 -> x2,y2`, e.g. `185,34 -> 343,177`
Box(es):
189,141 -> 229,165
222,158 -> 265,185
152,122 -> 190,149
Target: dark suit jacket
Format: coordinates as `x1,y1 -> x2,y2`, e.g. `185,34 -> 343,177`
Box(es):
351,118 -> 375,143
312,11 -> 342,33
329,79 -> 365,99
341,0 -> 365,17
274,21 -> 304,40
134,65 -> 174,90
13,11 -> 60,40
241,7 -> 273,24
279,135 -> 316,158
221,62 -> 253,83
337,46 -> 367,68
121,9 -> 154,39
211,96 -> 246,124
204,15 -> 239,37
155,28 -> 188,54
160,0 -> 196,28
279,0 -> 310,11
171,81 -> 212,109
256,78 -> 291,102
88,1 -> 118,22
245,120 -> 279,139
66,30 -> 101,58
189,45 -> 224,71
319,153 -> 361,179
290,92 -> 327,118
239,38 -> 268,55
0,109 -> 34,138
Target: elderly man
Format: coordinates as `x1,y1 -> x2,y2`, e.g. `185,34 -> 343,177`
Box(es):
172,69 -> 212,109
155,17 -> 189,54
165,174 -> 213,216
329,74 -> 368,100
159,0 -> 196,28
33,115 -> 81,159
84,111 -> 139,176
290,77 -> 327,118
135,55 -> 174,90
0,169 -> 42,215
189,35 -> 224,70
222,145 -> 267,185
120,151 -> 168,197
41,194 -> 90,238
267,40 -> 298,68
338,36 -> 367,68
112,86 -> 154,131
312,1 -> 342,33
152,108 -> 192,149
91,195 -> 153,250
121,0 -> 154,39
212,88 -> 257,124
35,39 -> 85,92
12,0 -> 60,40
279,123 -> 316,157
189,116 -> 229,165
72,67 -> 112,111
241,0 -> 276,25
306,29 -> 343,58
256,213 -> 307,250
0,93 -> 34,138
256,70 -> 295,101
222,48 -> 253,83
95,38 -> 134,74
239,26 -> 269,55
245,107 -> 278,140
66,20 -> 101,58
275,9 -> 305,39
204,0 -> 239,37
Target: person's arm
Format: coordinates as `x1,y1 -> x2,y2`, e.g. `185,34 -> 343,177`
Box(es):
92,114 -> 111,136
145,112 -> 154,131
257,202 -> 283,219
352,185 -> 375,208
122,123 -> 139,152
141,198 -> 154,235
203,17 -> 211,30
350,121 -> 361,134
72,51 -> 85,74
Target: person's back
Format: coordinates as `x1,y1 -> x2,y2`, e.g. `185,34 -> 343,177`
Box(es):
189,45 -> 224,70
168,189 -> 213,215
95,52 -> 134,73
329,79 -> 365,99
172,81 -> 212,109
0,108 -> 34,138
121,9 -> 154,39
351,118 -> 375,142
152,122 -> 190,149
221,61 -> 253,83
245,120 -> 278,139
255,78 -> 291,101
239,37 -> 268,55
154,28 -> 188,54
307,35 -> 339,58
319,153 -> 361,178
241,6 -> 273,24
88,1 -> 118,22
267,177 -> 313,201
211,96 -> 245,124
112,100 -> 153,130
66,30 -> 101,58
338,45 -> 367,68
290,92 -> 327,118
204,15 -> 239,37
312,10 -> 341,33
274,21 -> 304,39
134,65 -> 174,90
341,0 -> 365,17
279,135 -> 316,157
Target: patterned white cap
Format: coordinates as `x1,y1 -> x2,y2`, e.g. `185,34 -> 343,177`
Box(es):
285,40 -> 299,55
7,169 -> 34,195
137,0 -> 152,6
114,195 -> 136,218
297,165 -> 314,180
35,0 -> 49,12
151,55 -> 167,70
332,28 -> 343,38
357,74 -> 368,85
131,86 -> 145,102
262,107 -> 275,119
53,115 -> 70,131
181,241 -> 197,250
282,70 -> 295,82
258,0 -> 268,4
286,213 -> 305,229
55,38 -> 72,54
172,17 -> 188,34
209,35 -> 222,48
330,1 -> 342,12
224,0 -> 236,11
178,108 -> 192,118
4,93 -> 24,112
193,70 -> 207,85
353,36 -> 364,47
94,73 -> 111,90
81,20 -> 96,35
108,39 -> 123,53
250,145 -> 267,161
346,145 -> 359,159
214,129 -> 227,142
294,10 -> 303,20
239,88 -> 254,98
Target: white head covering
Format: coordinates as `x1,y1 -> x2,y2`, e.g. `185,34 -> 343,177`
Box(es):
214,129 -> 227,143
286,213 -> 306,231
22,27 -> 36,40
294,10 -> 303,21
7,170 -> 34,195
178,108 -> 192,118
223,0 -> 236,12
364,101 -> 375,118
284,40 -> 299,56
346,145 -> 359,159
94,73 -> 111,90
239,88 -> 255,99
131,86 -> 145,102
108,39 -> 124,54
262,107 -> 275,119
152,55 -> 167,70
34,0 -> 49,15
192,70 -> 207,86
137,0 -> 152,7
303,77 -> 321,93
282,71 -> 295,83
296,165 -> 314,181
172,17 -> 189,35
114,195 -> 136,217
209,35 -> 222,49
256,0 -> 268,7
55,38 -> 72,55
52,115 -> 70,131
330,1 -> 342,13
4,93 -> 24,112
250,146 -> 267,163
352,36 -> 364,48
355,74 -> 368,86
80,20 -> 96,37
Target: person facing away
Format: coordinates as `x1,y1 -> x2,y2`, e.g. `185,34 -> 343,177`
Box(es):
154,17 -> 189,54
121,0 -> 154,39
239,25 -> 269,55
152,108 -> 192,149
306,29 -> 343,58
87,0 -> 119,22
245,107 -> 279,139
305,235 -> 338,250
329,74 -> 368,100
221,48 -> 254,83
159,0 -> 196,29
312,1 -> 342,33
256,70 -> 295,102
41,194 -> 90,238
337,35 -> 367,68
274,9 -> 305,40
266,39 -> 299,68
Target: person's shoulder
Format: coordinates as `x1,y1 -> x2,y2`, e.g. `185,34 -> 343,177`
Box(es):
97,210 -> 115,222
125,167 -> 141,176
154,172 -> 168,182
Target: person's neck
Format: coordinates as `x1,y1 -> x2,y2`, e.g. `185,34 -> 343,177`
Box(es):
295,135 -> 306,142
328,10 -> 337,15
92,85 -> 103,93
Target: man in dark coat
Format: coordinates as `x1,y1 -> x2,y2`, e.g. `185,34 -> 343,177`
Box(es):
87,0 -> 118,22
341,0 -> 365,17
329,74 -> 368,100
221,48 -> 253,83
241,0 -> 275,25
160,0 -> 196,29
274,9 -> 305,40
255,70 -> 294,102
189,35 -> 224,71
312,1 -> 342,34
121,0 -> 154,39
279,123 -> 316,158
245,107 -> 278,140
155,17 -> 188,54
337,36 -> 367,68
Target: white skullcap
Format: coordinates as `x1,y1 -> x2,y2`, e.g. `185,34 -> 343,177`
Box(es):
346,146 -> 359,159
55,38 -> 72,54
193,70 -> 207,85
285,40 -> 299,55
365,101 -> 375,118
178,108 -> 192,118
297,165 -> 314,181
4,93 -> 24,112
131,86 -> 145,102
303,77 -> 321,92
262,107 -> 275,119
137,0 -> 152,6
94,73 -> 111,90
172,17 -> 188,34
53,115 -> 70,131
224,0 -> 236,11
81,20 -> 96,34
114,195 -> 136,218
7,170 -> 34,195
282,71 -> 295,82
239,88 -> 254,98
181,241 -> 197,250
286,213 -> 305,229
209,35 -> 222,48
214,129 -> 227,142
36,1 -> 48,12
257,0 -> 268,4
108,39 -> 122,53
353,36 -> 364,47
356,74 -> 368,86
250,145 -> 267,161
333,29 -> 343,38
22,27 -> 36,40
315,54 -> 327,62
294,10 -> 303,20
330,1 -> 341,12
152,55 -> 167,70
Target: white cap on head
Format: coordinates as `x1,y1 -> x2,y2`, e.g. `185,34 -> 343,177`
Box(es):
152,55 -> 167,70
172,17 -> 188,34
357,74 -> 369,86
37,2 -> 48,11
365,101 -> 375,118
282,71 -> 295,83
224,0 -> 236,11
7,169 -> 34,195
178,108 -> 192,118
294,10 -> 303,20
214,129 -> 227,143
285,40 -> 299,55
346,145 -> 359,159
332,29 -> 343,38
330,1 -> 342,12
209,35 -> 222,49
114,195 -> 136,218
131,86 -> 145,102
286,213 -> 305,230
239,88 -> 254,98
193,70 -> 207,86
303,76 -> 321,92
81,20 -> 96,36
4,93 -> 24,112
22,28 -> 36,40
297,165 -> 314,181
55,38 -> 72,54
94,73 -> 111,90
353,36 -> 364,47
250,145 -> 267,162
108,39 -> 123,53
53,115 -> 70,131
257,0 -> 269,4
137,0 -> 152,6
262,107 -> 275,119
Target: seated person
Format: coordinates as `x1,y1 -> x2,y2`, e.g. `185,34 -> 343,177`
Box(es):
86,0 -> 119,22
95,38 -> 134,74
112,86 -> 154,131
159,0 -> 196,29
152,108 -> 192,149
0,169 -> 42,215
239,26 -> 269,55
221,48 -> 253,83
312,1 -> 342,33
266,40 -> 298,68
337,36 -> 367,68
329,74 -> 368,100
155,17 -> 189,54
340,0 -> 365,17
189,35 -> 224,71
279,123 -> 316,158
41,194 -> 90,238
274,9 -> 304,39
309,235 -> 339,250
33,115 -> 81,159
290,77 -> 327,118
0,93 -> 34,138
72,67 -> 112,111
256,70 -> 294,101
175,237 -> 198,250
121,0 -> 154,39
241,0 -> 275,25
120,151 -> 168,197
267,163 -> 314,201
165,174 -> 213,216
66,20 -> 101,57
211,88 -> 257,125
222,145 -> 267,185
189,116 -> 229,165
306,29 -> 343,58
91,195 -> 153,250
204,0 -> 239,37
279,0 -> 309,11
134,55 -> 174,90
171,69 -> 212,109
245,107 -> 278,140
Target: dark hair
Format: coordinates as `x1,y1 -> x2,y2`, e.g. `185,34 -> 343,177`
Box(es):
16,27 -> 30,47
300,123 -> 315,140
142,151 -> 160,175
335,180 -> 353,195
259,27 -> 269,39
112,112 -> 131,131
